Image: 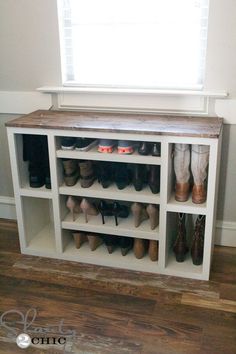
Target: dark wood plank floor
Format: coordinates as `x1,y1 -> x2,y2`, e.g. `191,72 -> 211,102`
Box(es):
0,219 -> 235,354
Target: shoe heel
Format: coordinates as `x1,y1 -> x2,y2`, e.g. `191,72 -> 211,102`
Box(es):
84,211 -> 88,223
73,232 -> 87,248
134,238 -> 146,259
175,253 -> 185,262
114,214 -> 118,226
101,212 -> 105,224
148,240 -> 158,261
87,235 -> 103,251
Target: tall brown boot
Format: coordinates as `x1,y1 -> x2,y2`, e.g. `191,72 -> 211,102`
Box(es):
191,215 -> 205,265
173,213 -> 188,262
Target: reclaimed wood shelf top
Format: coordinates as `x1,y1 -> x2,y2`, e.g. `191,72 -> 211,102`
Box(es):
6,110 -> 223,138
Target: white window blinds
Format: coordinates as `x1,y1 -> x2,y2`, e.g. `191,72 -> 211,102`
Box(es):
58,0 -> 209,89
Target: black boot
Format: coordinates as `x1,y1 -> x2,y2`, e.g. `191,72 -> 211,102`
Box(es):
173,213 -> 189,262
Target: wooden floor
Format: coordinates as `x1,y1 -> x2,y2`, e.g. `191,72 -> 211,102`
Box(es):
0,219 -> 235,354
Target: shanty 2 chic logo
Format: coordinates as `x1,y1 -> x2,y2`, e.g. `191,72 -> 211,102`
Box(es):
0,308 -> 76,350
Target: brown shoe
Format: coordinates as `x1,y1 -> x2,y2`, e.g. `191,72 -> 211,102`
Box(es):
134,238 -> 146,259
87,234 -> 103,251
146,204 -> 159,230
148,240 -> 159,261
79,160 -> 96,188
191,215 -> 205,265
72,232 -> 87,249
62,159 -> 79,186
192,184 -> 206,204
173,213 -> 188,262
175,182 -> 190,202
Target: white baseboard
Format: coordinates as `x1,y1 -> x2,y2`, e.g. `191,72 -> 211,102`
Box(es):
215,220 -> 236,247
0,195 -> 235,246
0,196 -> 16,220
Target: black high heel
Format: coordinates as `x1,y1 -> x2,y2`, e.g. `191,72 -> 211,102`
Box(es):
119,237 -> 134,256
112,202 -> 129,226
98,200 -> 113,224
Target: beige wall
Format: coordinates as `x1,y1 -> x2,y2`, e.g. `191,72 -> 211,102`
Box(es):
0,0 -> 236,226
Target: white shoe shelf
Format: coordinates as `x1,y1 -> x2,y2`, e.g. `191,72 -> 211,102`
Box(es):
6,110 -> 223,280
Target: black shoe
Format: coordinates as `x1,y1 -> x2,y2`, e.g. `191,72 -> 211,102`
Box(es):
148,165 -> 160,194
151,143 -> 161,157
133,164 -> 146,191
102,235 -> 120,254
97,162 -> 114,188
138,142 -> 152,155
75,138 -> 97,151
112,202 -> 129,226
61,137 -> 76,150
98,200 -> 113,224
114,163 -> 131,190
119,237 -> 134,256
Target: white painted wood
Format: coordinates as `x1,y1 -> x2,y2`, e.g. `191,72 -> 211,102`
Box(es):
6,122 -> 222,280
19,184 -> 52,199
57,147 -> 161,165
0,91 -> 52,114
47,133 -> 64,253
167,193 -> 207,215
202,139 -> 219,280
59,181 -> 160,204
62,212 -> 159,240
37,86 -> 228,97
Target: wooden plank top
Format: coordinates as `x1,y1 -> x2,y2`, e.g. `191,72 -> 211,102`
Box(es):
6,110 -> 223,138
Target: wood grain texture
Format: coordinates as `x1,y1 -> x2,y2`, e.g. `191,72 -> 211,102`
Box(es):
5,110 -> 223,138
0,219 -> 235,354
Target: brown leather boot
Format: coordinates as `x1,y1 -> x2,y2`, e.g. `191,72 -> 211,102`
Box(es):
191,215 -> 205,265
173,213 -> 188,262
175,182 -> 190,202
192,184 -> 206,204
134,238 -> 146,259
148,240 -> 159,261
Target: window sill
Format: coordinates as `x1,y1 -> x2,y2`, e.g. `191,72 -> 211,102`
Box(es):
37,86 -> 228,98
37,86 -> 228,117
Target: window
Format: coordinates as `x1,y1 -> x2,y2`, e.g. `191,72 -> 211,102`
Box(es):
57,0 -> 209,89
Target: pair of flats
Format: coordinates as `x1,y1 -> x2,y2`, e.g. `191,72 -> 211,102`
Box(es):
61,137 -> 97,151
98,140 -> 134,154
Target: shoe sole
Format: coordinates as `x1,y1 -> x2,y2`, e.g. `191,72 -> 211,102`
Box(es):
75,140 -> 98,151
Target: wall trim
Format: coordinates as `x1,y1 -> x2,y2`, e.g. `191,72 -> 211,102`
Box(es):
215,220 -> 236,247
0,91 -> 52,114
0,195 -> 235,246
0,196 -> 16,220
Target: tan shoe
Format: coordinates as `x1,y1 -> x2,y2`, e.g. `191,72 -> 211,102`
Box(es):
66,196 -> 81,221
87,234 -> 103,251
72,232 -> 87,249
192,184 -> 206,204
134,238 -> 146,259
131,202 -> 148,228
175,182 -> 190,202
148,240 -> 159,261
80,198 -> 99,223
146,204 -> 159,230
